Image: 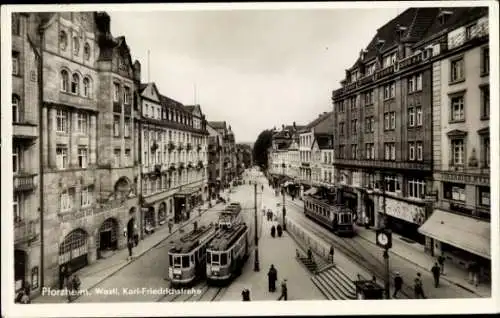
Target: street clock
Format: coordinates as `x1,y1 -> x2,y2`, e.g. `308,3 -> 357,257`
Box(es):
375,228 -> 392,249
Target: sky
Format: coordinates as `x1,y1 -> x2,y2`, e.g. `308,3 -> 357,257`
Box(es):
108,6 -> 407,143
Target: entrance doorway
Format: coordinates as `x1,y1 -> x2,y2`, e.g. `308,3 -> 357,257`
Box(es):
15,249 -> 26,291
364,198 -> 375,226
98,218 -> 118,258
59,229 -> 89,274
174,197 -> 186,223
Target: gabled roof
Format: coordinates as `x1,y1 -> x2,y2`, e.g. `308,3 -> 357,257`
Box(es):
159,94 -> 185,111
184,105 -> 195,112
300,111 -> 333,132
139,83 -> 148,92
208,121 -> 227,130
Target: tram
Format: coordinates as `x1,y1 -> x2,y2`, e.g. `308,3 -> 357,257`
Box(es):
206,223 -> 250,285
218,203 -> 243,228
167,224 -> 217,287
303,188 -> 355,237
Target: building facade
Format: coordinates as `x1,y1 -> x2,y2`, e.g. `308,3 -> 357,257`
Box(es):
207,123 -> 223,198
12,12 -> 42,294
208,121 -> 237,188
136,81 -> 209,227
24,12 -> 141,290
332,7 -> 490,251
418,9 -> 490,277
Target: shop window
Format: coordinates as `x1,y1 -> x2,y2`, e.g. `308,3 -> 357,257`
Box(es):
478,186 -> 490,207
443,182 -> 465,202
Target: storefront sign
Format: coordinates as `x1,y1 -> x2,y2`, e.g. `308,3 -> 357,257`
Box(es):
441,172 -> 489,186
378,197 -> 425,225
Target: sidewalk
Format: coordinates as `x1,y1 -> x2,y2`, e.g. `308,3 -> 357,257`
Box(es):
354,225 -> 491,298
219,214 -> 326,301
32,201 -> 220,303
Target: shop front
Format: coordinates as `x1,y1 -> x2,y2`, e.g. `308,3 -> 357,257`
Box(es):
174,187 -> 201,222
419,209 -> 491,279
376,196 -> 427,244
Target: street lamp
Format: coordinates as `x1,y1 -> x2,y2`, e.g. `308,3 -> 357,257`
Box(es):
253,182 -> 260,272
375,171 -> 391,299
281,162 -> 287,231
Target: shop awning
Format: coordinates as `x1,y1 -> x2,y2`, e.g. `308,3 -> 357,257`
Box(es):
418,209 -> 490,259
304,187 -> 318,196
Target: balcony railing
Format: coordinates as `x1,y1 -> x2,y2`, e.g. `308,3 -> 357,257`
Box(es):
359,74 -> 375,86
375,64 -> 396,80
345,81 -> 357,92
398,52 -> 423,70
334,158 -> 431,172
14,173 -> 36,192
186,143 -> 193,151
168,142 -> 176,151
14,219 -> 39,244
13,110 -> 38,139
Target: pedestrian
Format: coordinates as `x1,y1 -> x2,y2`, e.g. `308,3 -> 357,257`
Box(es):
66,275 -> 74,302
72,274 -> 81,292
393,272 -> 403,298
59,265 -> 68,289
414,273 -> 426,299
278,279 -> 288,300
437,254 -> 445,275
364,215 -> 370,229
19,290 -> 30,304
127,237 -> 134,260
23,280 -> 31,297
271,225 -> 276,238
329,245 -> 335,264
168,219 -> 173,234
431,262 -> 441,288
277,224 -> 283,237
241,288 -> 250,301
307,248 -> 313,261
267,264 -> 278,292
468,261 -> 480,287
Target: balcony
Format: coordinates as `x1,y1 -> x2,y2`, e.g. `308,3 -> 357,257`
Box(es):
14,173 -> 36,192
333,158 -> 431,172
151,141 -> 159,152
440,168 -> 489,186
168,142 -> 176,151
187,162 -> 193,169
398,52 -> 423,70
345,81 -> 357,92
197,144 -> 202,152
359,74 -> 375,86
178,162 -> 185,170
186,143 -> 193,151
169,163 -> 176,172
374,64 -> 395,80
177,143 -> 184,151
154,164 -> 162,174
14,219 -> 39,245
13,111 -> 38,139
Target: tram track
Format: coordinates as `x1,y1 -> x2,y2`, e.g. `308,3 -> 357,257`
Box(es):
286,199 -> 414,299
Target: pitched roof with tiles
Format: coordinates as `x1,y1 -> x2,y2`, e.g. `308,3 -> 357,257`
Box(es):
208,121 -> 227,130
299,111 -> 333,133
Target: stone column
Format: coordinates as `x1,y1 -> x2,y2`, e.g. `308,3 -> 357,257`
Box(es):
48,108 -> 57,168
89,115 -> 97,165
70,112 -> 78,167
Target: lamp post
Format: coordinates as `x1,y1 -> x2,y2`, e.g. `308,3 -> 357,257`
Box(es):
281,162 -> 287,231
254,182 -> 260,272
379,171 -> 391,299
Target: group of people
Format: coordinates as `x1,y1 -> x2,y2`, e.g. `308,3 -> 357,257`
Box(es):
14,281 -> 31,304
267,264 -> 288,300
59,265 -> 81,302
270,224 -> 283,238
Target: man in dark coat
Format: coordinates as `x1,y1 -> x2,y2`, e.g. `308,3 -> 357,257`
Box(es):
431,262 -> 441,287
267,265 -> 278,292
393,272 -> 403,298
329,246 -> 335,263
241,289 -> 250,301
437,255 -> 445,274
271,225 -> 276,238
277,224 -> 283,237
59,265 -> 69,289
127,237 -> 134,260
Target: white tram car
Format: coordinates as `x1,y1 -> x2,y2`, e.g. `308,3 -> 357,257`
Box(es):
206,223 -> 250,285
304,194 -> 355,237
168,224 -> 217,287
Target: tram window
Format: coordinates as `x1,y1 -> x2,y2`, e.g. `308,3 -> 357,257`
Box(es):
182,255 -> 190,268
206,251 -> 211,263
220,253 -> 227,265
174,256 -> 181,266
191,254 -> 194,263
169,255 -> 173,265
212,253 -> 219,263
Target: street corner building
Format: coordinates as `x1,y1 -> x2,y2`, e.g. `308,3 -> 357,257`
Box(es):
330,7 -> 490,280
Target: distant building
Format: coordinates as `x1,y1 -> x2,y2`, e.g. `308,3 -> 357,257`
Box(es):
207,123 -> 223,197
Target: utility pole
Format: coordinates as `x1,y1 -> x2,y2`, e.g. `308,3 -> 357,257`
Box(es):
254,182 -> 260,272
382,171 -> 390,299
282,163 -> 287,231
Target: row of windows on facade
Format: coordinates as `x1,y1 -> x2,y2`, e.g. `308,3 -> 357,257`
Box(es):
143,149 -> 206,167
142,102 -> 200,128
141,129 -> 206,148
53,145 -> 132,170
338,85 -> 489,136
142,171 -> 206,196
337,48 -> 490,112
337,142 -> 423,161
59,30 -> 92,61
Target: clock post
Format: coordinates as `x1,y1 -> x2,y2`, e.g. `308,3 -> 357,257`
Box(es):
376,228 -> 392,299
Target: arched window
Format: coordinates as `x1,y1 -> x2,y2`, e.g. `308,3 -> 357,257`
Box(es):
73,37 -> 80,56
83,43 -> 91,61
83,77 -> 90,97
12,95 -> 20,123
60,70 -> 69,92
59,31 -> 67,50
71,73 -> 79,94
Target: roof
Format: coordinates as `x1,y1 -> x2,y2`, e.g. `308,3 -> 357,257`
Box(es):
138,83 -> 148,93
208,223 -> 248,251
169,225 -> 217,254
159,94 -> 185,111
184,105 -> 195,112
300,111 -> 333,132
208,121 -> 227,130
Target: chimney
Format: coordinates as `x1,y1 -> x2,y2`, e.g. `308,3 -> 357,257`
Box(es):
293,121 -> 296,129
133,60 -> 141,83
282,124 -> 285,130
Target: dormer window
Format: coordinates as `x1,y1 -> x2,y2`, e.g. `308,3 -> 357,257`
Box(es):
376,39 -> 385,51
438,10 -> 453,25
396,25 -> 407,38
422,46 -> 433,60
383,52 -> 397,68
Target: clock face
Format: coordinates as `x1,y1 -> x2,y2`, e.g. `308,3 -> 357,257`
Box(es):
377,232 -> 388,245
